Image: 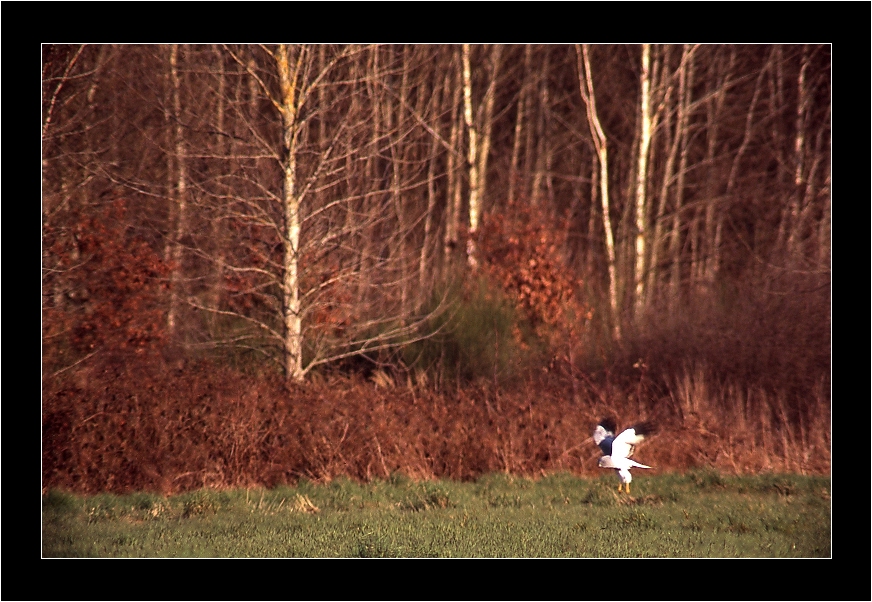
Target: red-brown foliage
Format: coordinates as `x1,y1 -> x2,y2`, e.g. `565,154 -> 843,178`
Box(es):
42,200 -> 829,496
478,202 -> 590,334
43,354 -> 830,495
43,197 -> 171,372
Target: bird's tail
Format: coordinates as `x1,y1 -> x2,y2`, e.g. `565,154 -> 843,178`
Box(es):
598,456 -> 616,469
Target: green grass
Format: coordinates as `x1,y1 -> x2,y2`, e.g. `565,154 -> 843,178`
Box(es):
42,470 -> 830,558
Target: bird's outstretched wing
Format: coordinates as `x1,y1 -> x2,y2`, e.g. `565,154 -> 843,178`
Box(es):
610,421 -> 657,460
593,417 -> 617,454
592,421 -> 614,446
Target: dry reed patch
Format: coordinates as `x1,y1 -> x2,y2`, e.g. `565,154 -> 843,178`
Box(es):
43,355 -> 829,495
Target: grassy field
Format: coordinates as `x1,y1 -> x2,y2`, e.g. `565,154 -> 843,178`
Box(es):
43,470 -> 830,558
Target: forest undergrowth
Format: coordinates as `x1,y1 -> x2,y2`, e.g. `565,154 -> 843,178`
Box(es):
43,347 -> 830,496
42,205 -> 830,495
43,45 -> 830,497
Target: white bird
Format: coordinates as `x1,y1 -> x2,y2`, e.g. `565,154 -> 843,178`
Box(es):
593,417 -> 657,494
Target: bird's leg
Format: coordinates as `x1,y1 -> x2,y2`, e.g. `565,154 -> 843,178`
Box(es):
625,483 -> 631,495
617,483 -> 624,493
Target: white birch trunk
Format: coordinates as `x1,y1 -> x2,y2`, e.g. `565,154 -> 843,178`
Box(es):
633,44 -> 655,319
669,45 -> 696,312
166,44 -> 188,340
461,44 -> 481,270
276,44 -> 304,381
532,47 -> 550,206
420,71 -> 445,293
209,44 -> 227,336
508,45 -> 532,206
444,49 -> 463,268
649,47 -> 674,310
476,44 -> 502,219
785,45 -> 811,262
577,45 -> 620,340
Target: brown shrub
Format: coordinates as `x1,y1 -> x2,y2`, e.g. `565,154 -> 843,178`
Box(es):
42,351 -> 830,495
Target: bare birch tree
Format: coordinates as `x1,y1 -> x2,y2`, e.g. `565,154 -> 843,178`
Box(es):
508,45 -> 534,206
632,44 -> 656,318
461,44 -> 481,270
577,44 -> 620,339
185,44 -> 449,381
444,47 -> 464,269
165,44 -> 188,340
42,44 -> 830,380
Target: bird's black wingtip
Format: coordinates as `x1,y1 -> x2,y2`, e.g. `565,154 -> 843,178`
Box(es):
598,416 -> 618,434
633,420 -> 658,437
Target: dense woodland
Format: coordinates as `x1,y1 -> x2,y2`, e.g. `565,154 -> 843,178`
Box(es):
43,45 -> 830,493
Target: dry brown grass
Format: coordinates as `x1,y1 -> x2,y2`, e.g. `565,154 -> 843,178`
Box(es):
42,350 -> 829,495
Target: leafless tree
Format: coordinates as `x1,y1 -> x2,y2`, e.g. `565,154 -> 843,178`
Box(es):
42,44 -> 830,381
173,45 -> 451,380
576,44 -> 620,340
